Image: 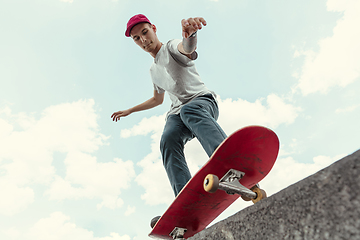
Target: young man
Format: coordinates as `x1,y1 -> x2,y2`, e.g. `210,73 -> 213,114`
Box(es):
111,14 -> 227,197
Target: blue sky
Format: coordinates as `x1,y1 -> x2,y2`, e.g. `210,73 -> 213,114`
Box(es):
1,0 -> 359,239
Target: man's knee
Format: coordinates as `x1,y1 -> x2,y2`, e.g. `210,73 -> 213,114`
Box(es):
160,128 -> 181,153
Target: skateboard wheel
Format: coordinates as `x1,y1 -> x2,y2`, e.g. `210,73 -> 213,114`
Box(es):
150,216 -> 161,229
241,185 -> 258,201
204,174 -> 219,193
251,187 -> 267,204
241,195 -> 252,201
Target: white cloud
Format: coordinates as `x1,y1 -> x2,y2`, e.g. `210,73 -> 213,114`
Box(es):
1,227 -> 21,239
45,152 -> 135,210
0,118 -> 13,136
24,212 -> 131,240
294,0 -> 360,95
261,153 -> 345,196
335,104 -> 360,113
1,212 -> 132,240
124,205 -> 136,216
96,195 -> 125,210
0,100 -> 134,215
217,94 -> 300,133
0,182 -> 34,216
120,114 -> 165,139
136,154 -> 174,205
122,94 -> 300,206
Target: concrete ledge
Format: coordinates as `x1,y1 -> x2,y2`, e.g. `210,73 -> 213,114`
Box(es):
189,149 -> 360,240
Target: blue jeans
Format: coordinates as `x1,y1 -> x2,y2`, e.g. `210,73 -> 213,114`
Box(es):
160,94 -> 227,196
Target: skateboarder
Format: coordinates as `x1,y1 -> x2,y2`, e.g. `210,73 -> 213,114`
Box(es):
111,14 -> 227,197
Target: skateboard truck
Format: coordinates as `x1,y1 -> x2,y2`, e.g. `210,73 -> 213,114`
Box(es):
203,169 -> 267,203
170,227 -> 187,239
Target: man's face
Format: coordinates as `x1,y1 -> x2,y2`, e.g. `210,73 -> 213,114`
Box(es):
130,22 -> 160,54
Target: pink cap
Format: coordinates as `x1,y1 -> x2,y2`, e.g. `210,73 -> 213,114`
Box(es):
125,14 -> 151,37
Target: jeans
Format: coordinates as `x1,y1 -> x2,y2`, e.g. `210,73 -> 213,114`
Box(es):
160,94 -> 227,196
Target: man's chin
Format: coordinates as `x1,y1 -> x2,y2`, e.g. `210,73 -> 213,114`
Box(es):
143,43 -> 152,50
144,46 -> 154,53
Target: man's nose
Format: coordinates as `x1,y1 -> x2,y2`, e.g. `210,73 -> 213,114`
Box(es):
140,35 -> 147,43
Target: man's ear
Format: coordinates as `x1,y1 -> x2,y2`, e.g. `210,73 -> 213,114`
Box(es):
151,24 -> 157,33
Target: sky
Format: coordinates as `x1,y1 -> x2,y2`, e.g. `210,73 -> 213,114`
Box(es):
0,0 -> 359,239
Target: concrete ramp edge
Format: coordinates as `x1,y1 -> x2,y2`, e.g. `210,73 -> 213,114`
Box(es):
189,149 -> 360,240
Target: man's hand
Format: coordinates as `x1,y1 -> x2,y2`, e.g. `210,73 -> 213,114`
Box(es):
111,109 -> 132,122
181,17 -> 207,38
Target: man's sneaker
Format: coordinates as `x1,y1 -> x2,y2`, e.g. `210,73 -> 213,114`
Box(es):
150,216 -> 161,229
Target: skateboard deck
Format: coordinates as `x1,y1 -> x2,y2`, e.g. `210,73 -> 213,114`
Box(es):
149,125 -> 280,239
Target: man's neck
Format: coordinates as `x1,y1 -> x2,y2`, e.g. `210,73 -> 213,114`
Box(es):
150,42 -> 163,58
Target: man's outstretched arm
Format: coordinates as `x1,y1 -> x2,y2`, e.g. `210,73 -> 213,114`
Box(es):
111,90 -> 164,122
178,17 -> 207,57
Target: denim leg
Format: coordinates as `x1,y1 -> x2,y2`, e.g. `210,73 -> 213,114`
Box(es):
160,114 -> 194,196
180,94 -> 227,157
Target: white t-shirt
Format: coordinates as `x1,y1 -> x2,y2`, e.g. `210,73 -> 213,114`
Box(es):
150,39 -> 215,118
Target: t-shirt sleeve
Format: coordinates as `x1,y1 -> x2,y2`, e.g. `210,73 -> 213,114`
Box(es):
167,39 -> 198,66
153,83 -> 165,94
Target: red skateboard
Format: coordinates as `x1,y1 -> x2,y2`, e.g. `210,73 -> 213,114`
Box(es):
149,126 -> 280,239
